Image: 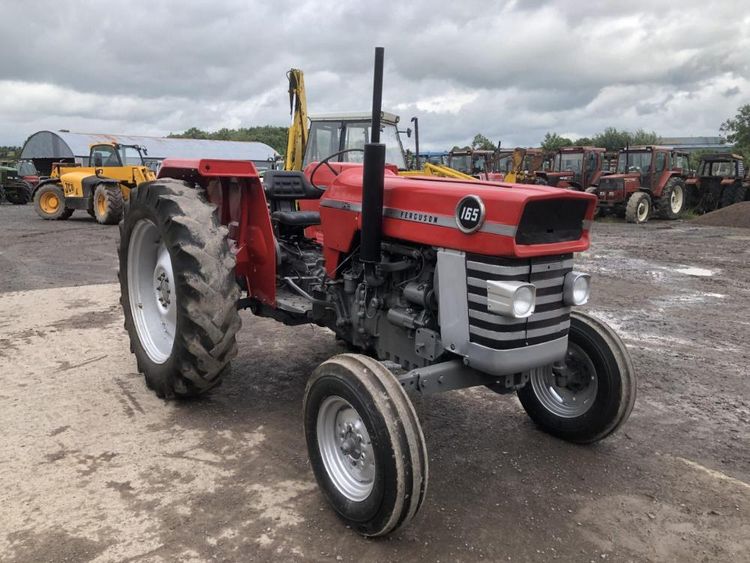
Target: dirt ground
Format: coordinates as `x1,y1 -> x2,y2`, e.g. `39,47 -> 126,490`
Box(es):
1,203 -> 748,562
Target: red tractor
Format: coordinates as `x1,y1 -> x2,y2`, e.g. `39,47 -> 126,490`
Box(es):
534,146 -> 608,191
686,153 -> 748,211
591,146 -> 690,224
117,49 -> 635,537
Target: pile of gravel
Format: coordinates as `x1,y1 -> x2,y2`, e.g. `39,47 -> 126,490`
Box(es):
692,202 -> 750,229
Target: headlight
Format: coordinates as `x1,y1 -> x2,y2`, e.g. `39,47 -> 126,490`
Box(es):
486,280 -> 536,319
563,272 -> 591,306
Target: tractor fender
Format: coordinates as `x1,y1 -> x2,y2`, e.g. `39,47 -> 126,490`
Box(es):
31,177 -> 64,199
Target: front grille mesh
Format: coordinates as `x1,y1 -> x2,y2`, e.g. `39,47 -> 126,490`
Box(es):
466,253 -> 572,350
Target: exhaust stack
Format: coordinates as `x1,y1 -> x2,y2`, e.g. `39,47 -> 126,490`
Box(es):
360,47 -> 386,267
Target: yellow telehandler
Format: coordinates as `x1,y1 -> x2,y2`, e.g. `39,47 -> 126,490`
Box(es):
33,142 -> 156,224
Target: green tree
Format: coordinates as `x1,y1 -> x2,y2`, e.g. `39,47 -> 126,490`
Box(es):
591,127 -> 660,151
471,133 -> 497,150
631,128 -> 661,146
720,104 -> 750,159
169,126 -> 289,154
541,132 -> 573,151
573,137 -> 593,146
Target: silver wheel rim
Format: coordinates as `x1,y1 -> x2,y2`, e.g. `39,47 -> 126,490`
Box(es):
670,186 -> 683,213
637,199 -> 648,222
530,342 -> 598,418
127,219 -> 176,364
317,396 -> 376,502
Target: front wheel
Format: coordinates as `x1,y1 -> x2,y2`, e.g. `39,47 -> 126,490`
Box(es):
625,191 -> 651,224
34,183 -> 73,220
303,354 -> 428,537
6,181 -> 32,205
517,311 -> 636,444
118,178 -> 241,398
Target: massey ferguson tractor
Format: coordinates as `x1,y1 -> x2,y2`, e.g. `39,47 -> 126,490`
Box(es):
118,48 -> 636,537
591,146 -> 690,223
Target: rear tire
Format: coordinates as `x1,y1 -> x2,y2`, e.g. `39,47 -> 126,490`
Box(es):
732,184 -> 747,204
535,178 -> 548,185
720,183 -> 738,208
93,183 -> 124,224
6,181 -> 32,205
657,177 -> 686,219
118,178 -> 241,398
625,191 -> 651,224
517,311 -> 636,444
304,354 -> 428,537
34,183 -> 73,220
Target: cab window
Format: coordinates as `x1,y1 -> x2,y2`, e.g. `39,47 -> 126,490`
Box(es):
91,145 -> 121,167
654,152 -> 666,173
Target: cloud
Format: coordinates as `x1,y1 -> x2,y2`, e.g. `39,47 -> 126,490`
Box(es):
0,0 -> 748,149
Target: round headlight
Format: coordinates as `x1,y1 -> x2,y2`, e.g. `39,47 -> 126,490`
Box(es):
572,276 -> 590,304
513,286 -> 535,317
563,272 -> 591,306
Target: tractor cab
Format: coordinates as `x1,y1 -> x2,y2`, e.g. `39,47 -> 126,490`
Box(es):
303,112 -> 407,170
536,147 -> 605,190
89,143 -> 148,168
447,148 -> 501,180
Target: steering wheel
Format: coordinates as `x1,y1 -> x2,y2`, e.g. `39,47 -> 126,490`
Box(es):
309,148 -> 365,190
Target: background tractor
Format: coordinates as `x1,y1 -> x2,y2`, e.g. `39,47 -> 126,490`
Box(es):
502,147 -> 549,184
0,163 -> 33,205
591,146 -> 690,224
446,148 -> 504,181
534,146 -> 608,191
686,153 -> 747,211
119,48 -> 635,537
32,142 -> 155,224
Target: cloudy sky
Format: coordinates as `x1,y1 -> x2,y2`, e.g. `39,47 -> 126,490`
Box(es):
1,0 -> 748,150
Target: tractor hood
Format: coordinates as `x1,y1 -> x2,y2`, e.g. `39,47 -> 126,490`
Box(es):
319,167 -> 595,259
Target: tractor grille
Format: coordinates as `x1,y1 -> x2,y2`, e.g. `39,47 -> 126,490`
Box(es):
597,177 -> 623,191
466,253 -> 572,350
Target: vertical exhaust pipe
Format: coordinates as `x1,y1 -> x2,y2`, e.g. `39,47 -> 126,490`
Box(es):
361,47 -> 386,272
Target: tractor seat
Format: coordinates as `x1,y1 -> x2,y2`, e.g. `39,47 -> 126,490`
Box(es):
264,170 -> 324,200
271,210 -> 321,227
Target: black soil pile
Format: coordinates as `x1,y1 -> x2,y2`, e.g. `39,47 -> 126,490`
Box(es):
692,201 -> 750,228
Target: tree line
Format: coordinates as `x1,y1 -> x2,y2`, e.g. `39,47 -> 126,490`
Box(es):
168,126 -> 288,154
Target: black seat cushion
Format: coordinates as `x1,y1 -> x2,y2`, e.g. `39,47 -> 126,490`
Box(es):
271,210 -> 321,227
265,170 -> 324,200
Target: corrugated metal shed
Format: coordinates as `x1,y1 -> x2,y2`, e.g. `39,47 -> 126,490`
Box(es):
661,136 -> 734,153
20,130 -> 279,173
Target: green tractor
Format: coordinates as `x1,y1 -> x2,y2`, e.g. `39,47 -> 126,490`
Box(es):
0,163 -> 33,205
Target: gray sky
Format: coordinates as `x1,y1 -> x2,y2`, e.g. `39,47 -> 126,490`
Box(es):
1,0 -> 748,150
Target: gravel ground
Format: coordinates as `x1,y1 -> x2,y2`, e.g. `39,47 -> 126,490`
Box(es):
0,203 -> 748,562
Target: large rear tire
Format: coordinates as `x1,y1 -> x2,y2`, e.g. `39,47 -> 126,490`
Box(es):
6,181 -> 32,205
585,186 -> 600,218
517,311 -> 636,444
93,183 -> 124,224
303,354 -> 428,537
719,183 -> 738,208
34,183 -> 73,220
657,177 -> 686,219
625,191 -> 651,224
118,178 -> 241,398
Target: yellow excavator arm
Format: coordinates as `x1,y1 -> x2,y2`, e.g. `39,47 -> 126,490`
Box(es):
503,148 -> 526,184
399,162 -> 476,181
285,69 -> 309,171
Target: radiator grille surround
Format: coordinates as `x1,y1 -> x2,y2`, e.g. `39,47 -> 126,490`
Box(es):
466,253 -> 572,350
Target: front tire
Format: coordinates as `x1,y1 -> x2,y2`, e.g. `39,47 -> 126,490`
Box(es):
93,183 -> 124,224
34,183 -> 73,220
303,354 -> 428,537
585,186 -> 600,218
625,191 -> 651,224
517,311 -> 636,444
118,178 -> 241,398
